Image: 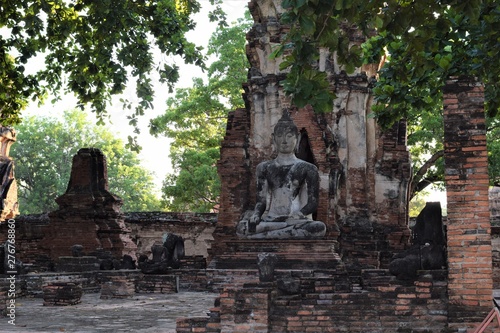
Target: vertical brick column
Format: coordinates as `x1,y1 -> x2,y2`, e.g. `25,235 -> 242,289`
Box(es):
443,77 -> 493,327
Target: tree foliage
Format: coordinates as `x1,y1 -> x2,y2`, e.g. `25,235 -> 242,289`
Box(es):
406,103 -> 444,199
150,13 -> 251,212
0,0 -> 229,150
162,148 -> 221,212
278,1 -> 500,122
406,94 -> 500,198
408,190 -> 429,218
487,118 -> 500,186
11,109 -> 162,214
276,1 -> 500,197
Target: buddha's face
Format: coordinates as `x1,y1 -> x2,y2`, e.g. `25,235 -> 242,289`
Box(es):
273,128 -> 298,154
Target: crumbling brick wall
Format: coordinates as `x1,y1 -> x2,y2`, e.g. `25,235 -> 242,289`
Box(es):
0,214 -> 51,270
492,227 -> 500,288
0,212 -> 216,271
125,212 -> 216,257
178,270 -> 449,333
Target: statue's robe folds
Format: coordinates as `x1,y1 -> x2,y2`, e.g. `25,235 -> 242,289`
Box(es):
237,160 -> 326,239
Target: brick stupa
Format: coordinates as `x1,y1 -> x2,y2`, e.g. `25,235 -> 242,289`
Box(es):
209,0 -> 412,273
41,148 -> 136,261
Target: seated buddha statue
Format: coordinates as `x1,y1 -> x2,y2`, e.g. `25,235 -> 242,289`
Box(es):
237,111 -> 326,239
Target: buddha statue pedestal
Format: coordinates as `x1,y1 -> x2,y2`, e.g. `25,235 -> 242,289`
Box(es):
208,238 -> 343,270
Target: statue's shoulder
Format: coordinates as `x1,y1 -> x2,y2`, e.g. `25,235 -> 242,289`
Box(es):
295,159 -> 318,172
255,160 -> 274,173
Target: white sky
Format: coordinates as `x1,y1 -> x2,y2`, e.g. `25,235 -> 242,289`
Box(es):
21,1 -> 248,194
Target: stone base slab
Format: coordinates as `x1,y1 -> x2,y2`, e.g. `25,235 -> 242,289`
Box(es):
209,239 -> 343,270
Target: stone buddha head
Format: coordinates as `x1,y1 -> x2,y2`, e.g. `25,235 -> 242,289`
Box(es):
272,111 -> 299,155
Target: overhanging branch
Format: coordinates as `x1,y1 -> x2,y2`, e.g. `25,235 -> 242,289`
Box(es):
410,149 -> 444,199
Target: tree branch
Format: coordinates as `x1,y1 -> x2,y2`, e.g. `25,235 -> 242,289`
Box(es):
410,149 -> 444,199
411,175 -> 443,199
487,122 -> 500,132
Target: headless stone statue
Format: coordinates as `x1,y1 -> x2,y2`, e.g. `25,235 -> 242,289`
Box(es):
389,202 -> 446,279
237,111 -> 326,239
139,234 -> 185,274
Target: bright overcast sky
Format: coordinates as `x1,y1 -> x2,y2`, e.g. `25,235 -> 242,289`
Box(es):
21,0 -> 249,194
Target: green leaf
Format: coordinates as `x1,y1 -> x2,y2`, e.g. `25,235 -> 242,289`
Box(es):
270,45 -> 285,59
296,0 -> 307,9
299,15 -> 315,35
0,0 -> 206,130
438,58 -> 449,70
279,58 -> 294,71
383,85 -> 394,95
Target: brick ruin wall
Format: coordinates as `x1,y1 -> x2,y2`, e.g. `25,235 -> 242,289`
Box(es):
179,269 -> 450,333
6,213 -> 500,289
490,187 -> 500,288
41,148 -> 138,261
492,228 -> 500,289
196,1 -> 497,331
124,212 -> 216,259
0,212 -> 216,271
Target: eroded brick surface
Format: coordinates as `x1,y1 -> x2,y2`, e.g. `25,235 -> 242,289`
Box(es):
443,78 -> 493,328
40,148 -> 137,261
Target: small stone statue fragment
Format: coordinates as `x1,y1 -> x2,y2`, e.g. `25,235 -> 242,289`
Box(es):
389,202 -> 446,279
139,234 -> 185,274
237,111 -> 326,239
71,244 -> 84,257
257,252 -> 278,282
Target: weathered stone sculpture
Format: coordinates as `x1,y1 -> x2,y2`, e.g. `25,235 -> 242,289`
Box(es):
237,111 -> 326,239
0,127 -> 18,221
139,234 -> 185,274
389,202 -> 446,279
257,252 -> 278,282
100,254 -> 137,270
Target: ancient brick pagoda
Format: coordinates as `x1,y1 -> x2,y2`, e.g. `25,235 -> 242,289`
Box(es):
210,0 -> 411,274
40,148 -> 137,261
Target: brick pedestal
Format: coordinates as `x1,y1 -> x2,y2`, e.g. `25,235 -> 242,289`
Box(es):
42,282 -> 83,306
220,284 -> 271,333
208,239 -> 343,270
443,77 -> 493,328
181,269 -> 449,333
56,256 -> 100,272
